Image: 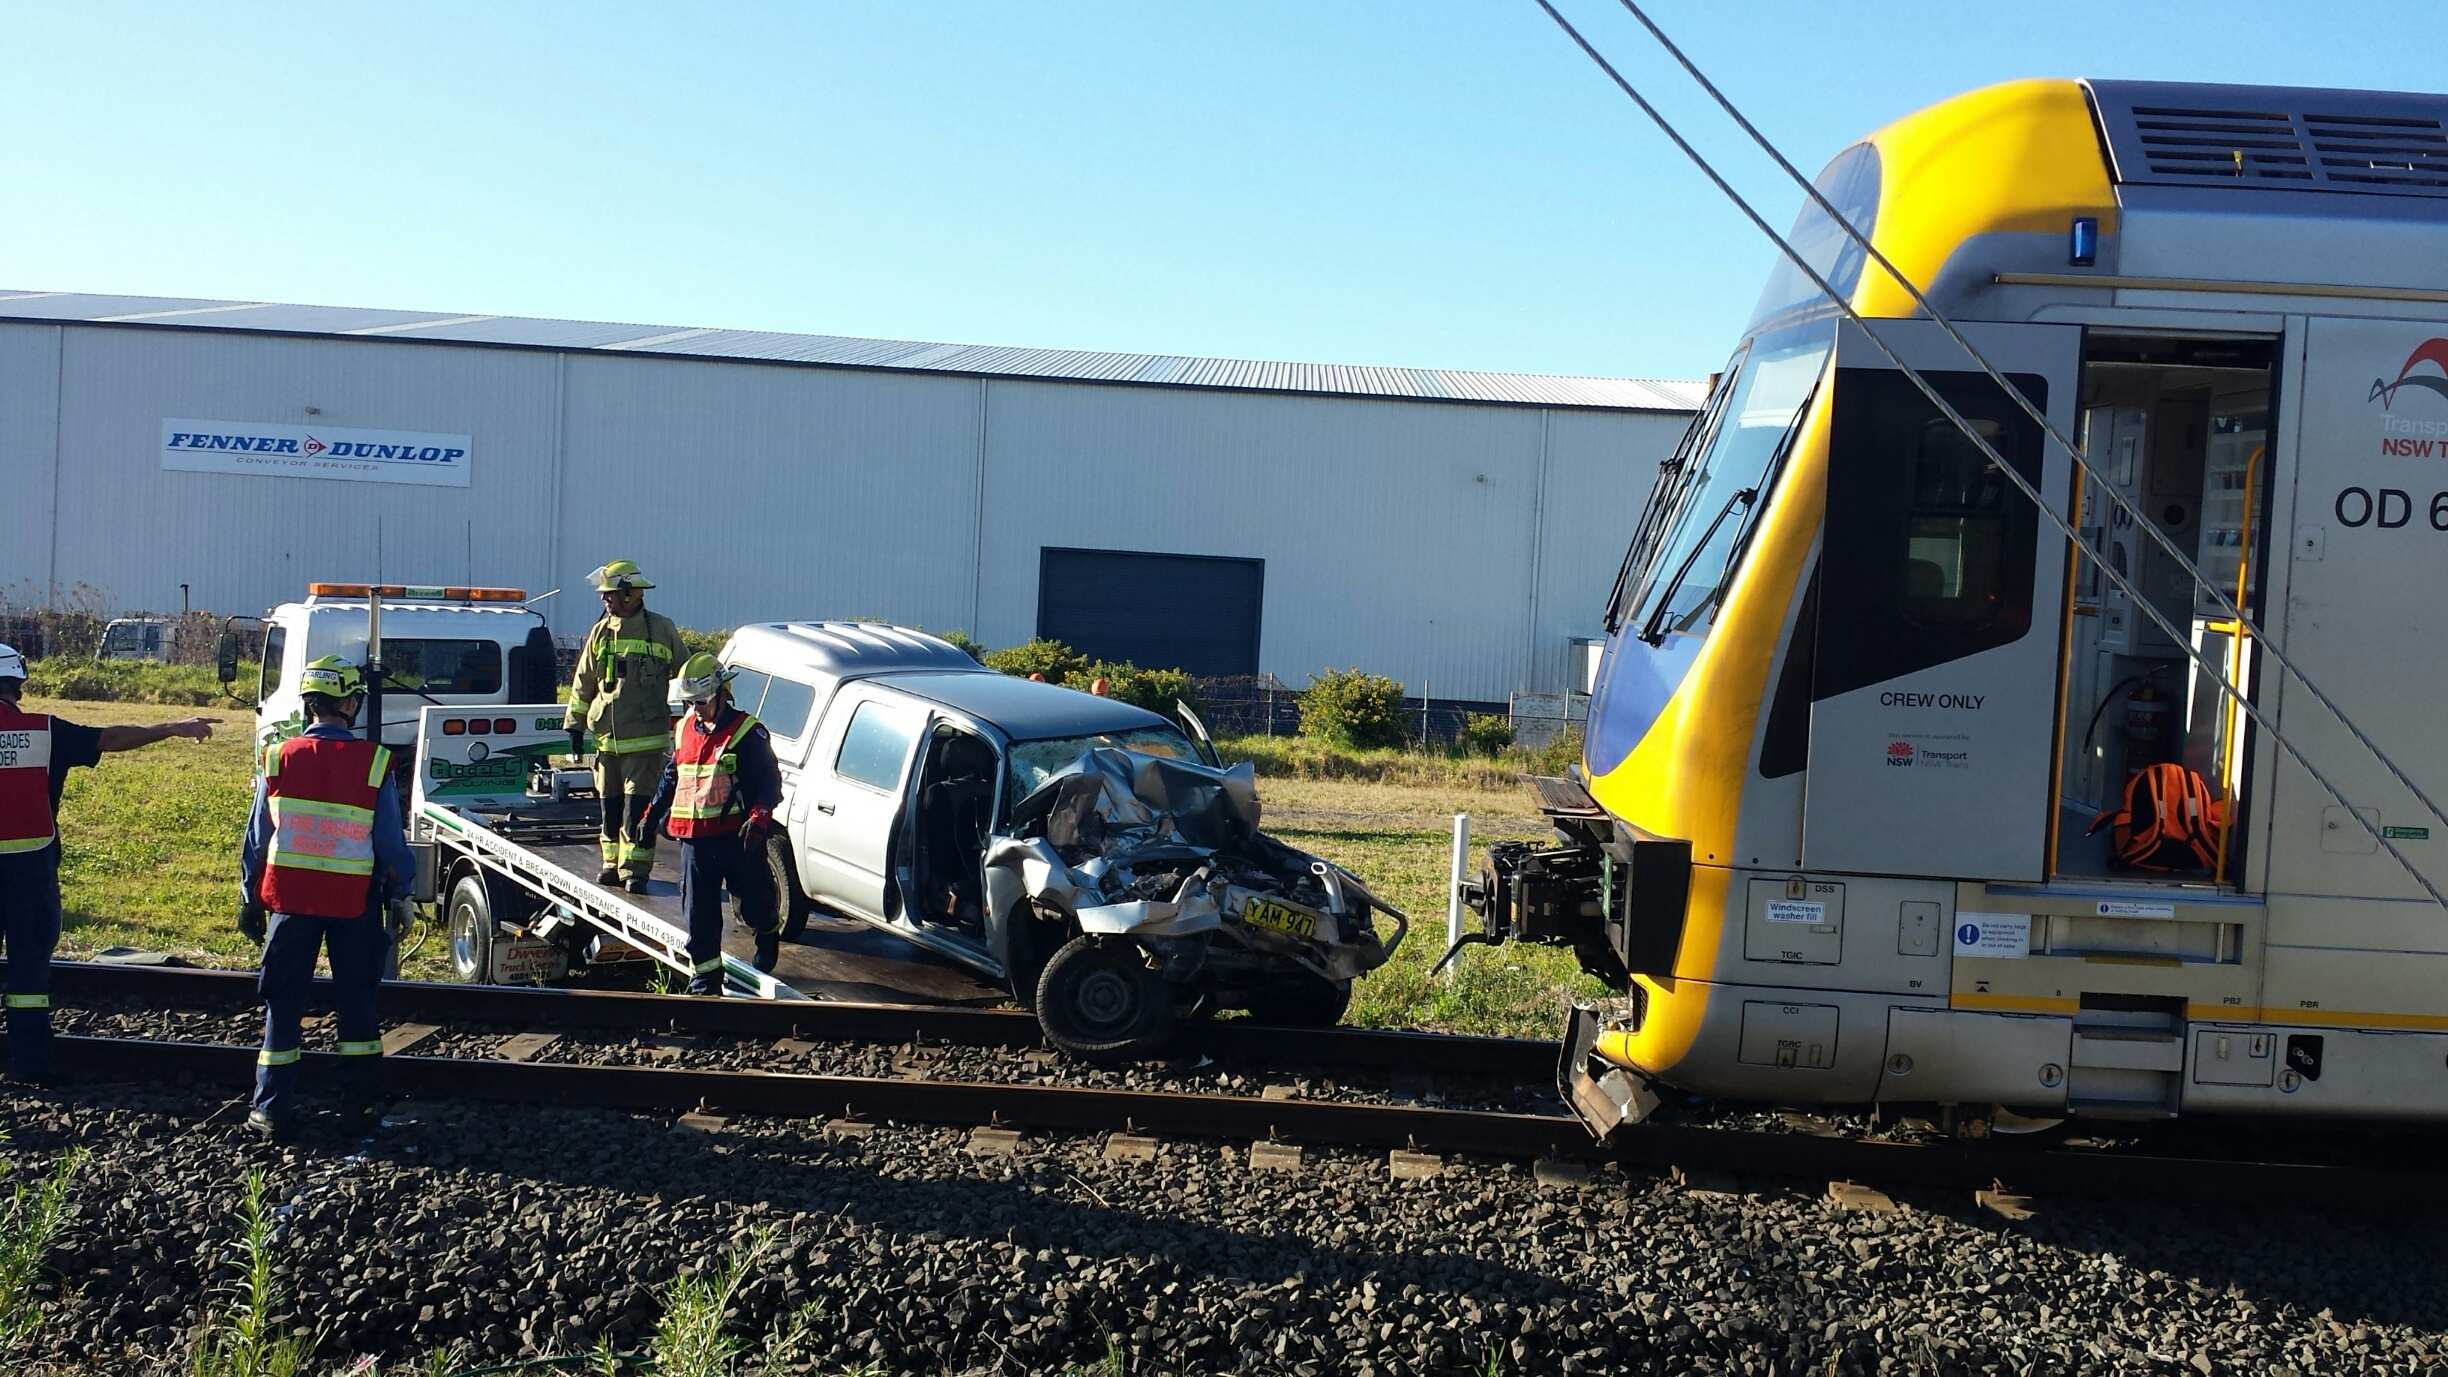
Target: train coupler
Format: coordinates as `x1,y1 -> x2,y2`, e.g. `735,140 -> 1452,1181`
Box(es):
1558,1000 -> 1657,1143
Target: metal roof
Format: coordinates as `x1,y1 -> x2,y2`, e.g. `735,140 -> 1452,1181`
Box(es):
0,288 -> 1706,413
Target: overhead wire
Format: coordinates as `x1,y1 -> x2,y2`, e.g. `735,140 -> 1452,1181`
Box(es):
1526,0 -> 2448,912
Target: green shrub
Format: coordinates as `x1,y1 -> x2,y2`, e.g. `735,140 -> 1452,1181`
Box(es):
23,658 -> 240,706
1457,712 -> 1514,757
1298,667 -> 1408,750
983,637 -> 1086,682
677,625 -> 730,661
1073,659 -> 1202,716
1524,723 -> 1584,777
929,628 -> 987,661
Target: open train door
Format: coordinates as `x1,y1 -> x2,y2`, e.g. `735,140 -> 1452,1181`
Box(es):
1801,319 -> 2081,881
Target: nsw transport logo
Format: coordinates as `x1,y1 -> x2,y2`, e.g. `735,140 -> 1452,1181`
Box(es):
2369,338 -> 2448,411
1885,740 -> 1914,768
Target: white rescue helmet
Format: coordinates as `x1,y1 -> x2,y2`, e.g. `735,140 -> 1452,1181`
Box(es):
0,643 -> 24,682
673,651 -> 731,706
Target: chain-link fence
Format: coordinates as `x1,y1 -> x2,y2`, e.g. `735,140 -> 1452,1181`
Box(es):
1188,674 -> 1304,737
1190,674 -> 1587,750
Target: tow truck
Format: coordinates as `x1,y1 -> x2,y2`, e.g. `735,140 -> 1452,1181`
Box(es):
222,583 -> 1005,1002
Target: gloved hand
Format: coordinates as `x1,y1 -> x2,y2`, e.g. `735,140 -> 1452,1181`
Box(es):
237,900 -> 268,945
565,727 -> 587,759
742,807 -> 775,845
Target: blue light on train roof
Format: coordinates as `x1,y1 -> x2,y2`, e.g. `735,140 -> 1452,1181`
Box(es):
2070,216 -> 2099,268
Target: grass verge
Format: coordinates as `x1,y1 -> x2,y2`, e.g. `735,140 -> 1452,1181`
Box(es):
34,702 -> 1592,1034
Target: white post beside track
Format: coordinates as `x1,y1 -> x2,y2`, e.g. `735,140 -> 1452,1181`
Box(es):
1445,813 -> 1471,985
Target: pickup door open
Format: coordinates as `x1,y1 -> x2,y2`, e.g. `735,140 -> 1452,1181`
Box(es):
795,687 -> 928,922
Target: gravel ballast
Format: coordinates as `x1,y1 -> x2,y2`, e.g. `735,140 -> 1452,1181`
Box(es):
6,1080 -> 2447,1375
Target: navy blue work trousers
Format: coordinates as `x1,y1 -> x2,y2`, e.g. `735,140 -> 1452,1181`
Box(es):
254,910 -> 388,1118
1,847 -> 61,1080
679,831 -> 775,994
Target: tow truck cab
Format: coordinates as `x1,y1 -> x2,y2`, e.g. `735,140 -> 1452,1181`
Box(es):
224,583 -> 559,770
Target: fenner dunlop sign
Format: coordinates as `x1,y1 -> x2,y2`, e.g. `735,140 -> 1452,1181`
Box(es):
161,419 -> 472,488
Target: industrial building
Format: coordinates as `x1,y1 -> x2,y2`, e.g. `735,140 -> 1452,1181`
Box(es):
0,288 -> 1702,704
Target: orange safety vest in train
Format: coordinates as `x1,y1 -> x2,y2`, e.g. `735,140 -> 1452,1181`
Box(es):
0,702 -> 55,856
261,735 -> 392,918
667,710 -> 761,840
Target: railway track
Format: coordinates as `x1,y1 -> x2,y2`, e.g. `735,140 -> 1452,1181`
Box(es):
27,962 -> 2444,1211
45,960 -> 1553,1079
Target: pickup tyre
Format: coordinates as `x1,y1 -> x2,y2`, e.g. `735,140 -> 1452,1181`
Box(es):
766,835 -> 814,941
1034,936 -> 1176,1062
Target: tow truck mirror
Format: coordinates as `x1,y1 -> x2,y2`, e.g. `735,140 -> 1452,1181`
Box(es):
214,629 -> 240,686
508,626 -> 557,703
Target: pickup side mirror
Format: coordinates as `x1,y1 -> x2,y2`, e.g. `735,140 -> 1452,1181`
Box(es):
214,629 -> 240,686
1176,699 -> 1220,768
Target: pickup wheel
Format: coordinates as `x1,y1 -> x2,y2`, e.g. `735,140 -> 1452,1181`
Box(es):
1034,937 -> 1176,1063
1241,974 -> 1354,1029
766,835 -> 813,940
446,873 -> 495,984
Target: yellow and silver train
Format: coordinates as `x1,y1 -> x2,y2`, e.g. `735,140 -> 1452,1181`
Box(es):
1469,78 -> 2448,1127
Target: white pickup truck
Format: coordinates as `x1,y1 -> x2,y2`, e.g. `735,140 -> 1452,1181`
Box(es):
383,618 -> 1404,1058
726,622 -> 1407,1058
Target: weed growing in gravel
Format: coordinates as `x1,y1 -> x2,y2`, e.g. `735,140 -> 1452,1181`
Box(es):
642,1224 -> 819,1377
0,1132 -> 86,1352
188,1169 -> 320,1377
1060,1336 -> 1127,1376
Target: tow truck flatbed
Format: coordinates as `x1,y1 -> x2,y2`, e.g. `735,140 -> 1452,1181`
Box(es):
410,705 -> 1000,1004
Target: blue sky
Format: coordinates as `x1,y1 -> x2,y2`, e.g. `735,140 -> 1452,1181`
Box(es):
4,3 -> 2426,381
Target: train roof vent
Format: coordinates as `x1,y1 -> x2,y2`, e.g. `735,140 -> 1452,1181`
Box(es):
2088,80 -> 2448,199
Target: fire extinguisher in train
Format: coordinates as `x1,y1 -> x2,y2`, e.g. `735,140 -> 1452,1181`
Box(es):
2123,681 -> 2171,770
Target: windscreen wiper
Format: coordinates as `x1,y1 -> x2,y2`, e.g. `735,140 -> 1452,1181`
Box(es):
1604,456 -> 1687,632
1637,486 -> 1756,646
1688,383 -> 1820,626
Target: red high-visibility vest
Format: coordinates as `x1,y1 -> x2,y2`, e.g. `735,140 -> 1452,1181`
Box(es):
261,735 -> 391,918
668,710 -> 761,839
0,702 -> 55,856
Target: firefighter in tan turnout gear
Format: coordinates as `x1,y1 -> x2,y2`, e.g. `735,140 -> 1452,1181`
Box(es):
563,561 -> 687,892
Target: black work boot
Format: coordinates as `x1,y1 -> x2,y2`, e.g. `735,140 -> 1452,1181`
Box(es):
595,867 -> 620,886
753,932 -> 781,974
246,1108 -> 294,1142
623,876 -> 651,895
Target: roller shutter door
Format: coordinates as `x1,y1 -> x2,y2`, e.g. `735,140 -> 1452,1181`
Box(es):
1036,547 -> 1262,676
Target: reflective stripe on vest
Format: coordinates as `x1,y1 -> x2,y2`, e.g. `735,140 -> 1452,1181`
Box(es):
4,993 -> 49,1010
597,629 -> 675,688
262,736 -> 390,919
669,713 -> 760,838
599,731 -> 671,756
0,703 -> 56,856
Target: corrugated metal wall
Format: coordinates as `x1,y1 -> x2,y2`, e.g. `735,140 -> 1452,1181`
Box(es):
1,322 -> 1687,700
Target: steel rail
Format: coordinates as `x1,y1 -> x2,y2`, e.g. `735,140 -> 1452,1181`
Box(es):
44,961 -> 1558,1080
25,1032 -> 2441,1209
